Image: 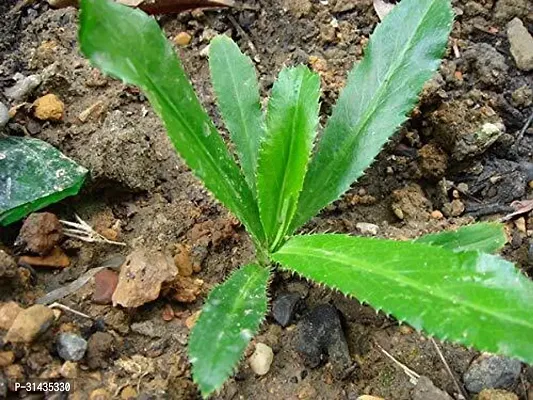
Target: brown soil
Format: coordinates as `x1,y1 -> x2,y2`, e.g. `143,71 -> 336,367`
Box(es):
1,0 -> 532,399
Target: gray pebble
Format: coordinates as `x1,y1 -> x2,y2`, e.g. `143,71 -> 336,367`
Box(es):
4,74 -> 42,101
272,292 -> 302,327
57,333 -> 88,361
463,354 -> 522,393
0,102 -> 9,129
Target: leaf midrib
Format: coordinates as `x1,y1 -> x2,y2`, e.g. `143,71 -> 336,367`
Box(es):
278,243 -> 533,331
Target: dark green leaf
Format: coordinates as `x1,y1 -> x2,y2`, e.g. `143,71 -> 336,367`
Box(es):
290,0 -> 453,232
209,36 -> 265,194
256,66 -> 320,250
0,137 -> 87,226
79,0 -> 265,244
189,264 -> 270,398
415,222 -> 507,253
273,234 -> 533,363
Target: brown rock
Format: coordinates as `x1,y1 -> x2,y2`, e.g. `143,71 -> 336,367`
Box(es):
174,244 -> 193,277
442,199 -> 465,217
4,363 -> 25,383
60,361 -> 78,378
33,94 -> 64,121
0,250 -> 18,280
86,332 -> 116,370
19,247 -> 70,269
478,389 -> 519,400
0,351 -> 15,367
78,100 -> 106,122
185,310 -> 201,330
90,388 -> 112,400
15,212 -> 62,255
174,32 -> 192,46
93,269 -> 119,304
162,303 -> 175,321
120,386 -> 137,400
431,210 -> 444,220
5,304 -> 55,343
0,302 -> 23,330
112,249 -> 178,308
172,276 -> 203,303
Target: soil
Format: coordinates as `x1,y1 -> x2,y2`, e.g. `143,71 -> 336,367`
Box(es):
1,0 -> 532,399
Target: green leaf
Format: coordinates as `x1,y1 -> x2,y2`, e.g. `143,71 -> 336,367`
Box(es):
273,234 -> 533,363
415,222 -> 507,253
79,0 -> 265,244
290,0 -> 454,232
0,137 -> 87,226
189,264 -> 270,398
209,36 -> 265,194
256,66 -> 320,250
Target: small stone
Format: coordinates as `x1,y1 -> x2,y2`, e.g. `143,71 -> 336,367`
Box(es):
93,269 -> 119,304
478,389 -> 519,400
4,74 -> 42,101
171,276 -> 203,303
272,292 -> 302,327
0,302 -> 23,330
5,304 -> 55,343
464,43 -> 508,87
18,247 -> 70,269
78,100 -> 106,122
515,217 -> 526,233
90,388 -> 111,400
511,85 -> 532,108
507,18 -> 533,71
33,94 -> 65,121
47,0 -> 78,7
442,199 -> 465,217
412,376 -> 453,400
357,396 -> 385,400
86,332 -> 116,370
249,343 -> 274,375
355,222 -> 379,236
174,243 -> 193,277
0,102 -> 9,129
121,386 -> 137,400
15,212 -> 63,255
174,32 -> 192,46
431,210 -> 444,219
185,310 -> 201,330
57,333 -> 88,361
131,320 -> 165,338
60,361 -> 78,378
162,303 -> 175,321
283,0 -> 311,17
297,304 -> 351,378
0,251 -> 18,280
463,354 -> 522,393
0,351 -> 15,367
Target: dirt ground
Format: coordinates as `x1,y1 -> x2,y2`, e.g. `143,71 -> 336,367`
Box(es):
1,0 -> 532,399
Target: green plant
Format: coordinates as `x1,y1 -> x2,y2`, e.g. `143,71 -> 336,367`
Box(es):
79,0 -> 533,397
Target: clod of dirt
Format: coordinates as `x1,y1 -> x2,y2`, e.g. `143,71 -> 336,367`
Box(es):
4,74 -> 42,101
442,199 -> 465,217
478,389 -> 519,400
507,18 -> 533,72
511,85 -> 532,108
283,0 -> 311,17
0,302 -> 22,330
463,354 -> 522,393
33,94 -> 65,121
463,43 -> 508,87
174,244 -> 193,277
170,276 -> 203,303
4,304 -> 55,343
418,143 -> 448,180
249,343 -> 274,376
0,351 -> 15,368
15,212 -> 63,256
174,32 -> 192,46
272,292 -> 302,327
494,0 -> 530,23
412,376 -> 453,400
431,99 -> 505,161
60,360 -> 78,378
56,333 -> 88,361
89,388 -> 112,400
0,250 -> 18,280
92,269 -> 119,305
391,184 -> 432,221
86,332 -> 116,370
18,247 -> 70,269
0,102 -> 8,128
296,304 -> 351,378
112,248 -> 177,308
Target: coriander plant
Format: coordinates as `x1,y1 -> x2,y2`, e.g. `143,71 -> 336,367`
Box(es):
79,0 -> 533,397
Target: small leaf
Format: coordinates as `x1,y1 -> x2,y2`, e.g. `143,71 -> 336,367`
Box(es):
209,35 -> 265,194
0,137 -> 87,226
273,234 -> 533,364
414,222 -> 507,253
189,264 -> 270,398
257,66 -> 320,250
79,0 -> 265,244
290,0 -> 454,233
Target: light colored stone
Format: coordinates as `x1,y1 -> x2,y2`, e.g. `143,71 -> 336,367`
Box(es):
0,302 -> 23,330
355,222 -> 379,235
249,343 -> 273,375
4,74 -> 41,101
478,389 -> 519,400
174,32 -> 192,46
33,94 -> 64,121
0,102 -> 9,129
508,18 -> 533,71
5,304 -> 55,343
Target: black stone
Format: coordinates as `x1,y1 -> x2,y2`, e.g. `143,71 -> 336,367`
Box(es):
272,292 -> 302,327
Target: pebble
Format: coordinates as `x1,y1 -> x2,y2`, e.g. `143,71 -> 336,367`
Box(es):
507,18 -> 533,71
5,304 -> 55,343
33,94 -> 65,121
249,343 -> 274,375
297,304 -> 351,377
431,210 -> 444,219
93,269 -> 119,305
4,74 -> 42,101
0,251 -> 18,280
412,376 -> 453,400
0,102 -> 9,129
0,351 -> 15,368
442,199 -> 465,217
131,320 -> 165,338
478,389 -> 519,400
15,212 -> 63,256
86,332 -> 116,370
0,302 -> 23,330
60,361 -> 78,378
463,354 -> 522,393
120,386 -> 138,400
357,396 -> 385,400
90,388 -> 112,400
174,32 -> 192,46
272,292 -> 302,327
57,333 -> 88,361
355,222 -> 379,236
